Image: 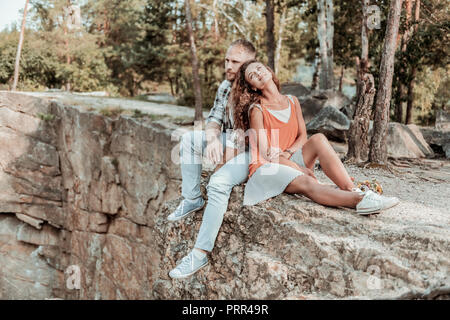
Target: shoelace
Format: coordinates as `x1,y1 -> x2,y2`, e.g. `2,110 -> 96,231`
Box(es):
365,191 -> 381,203
175,201 -> 185,217
178,253 -> 193,271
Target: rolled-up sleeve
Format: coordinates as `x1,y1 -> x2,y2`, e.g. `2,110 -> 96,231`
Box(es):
205,80 -> 230,128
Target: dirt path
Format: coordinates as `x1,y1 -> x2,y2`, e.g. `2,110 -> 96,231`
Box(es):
315,159 -> 450,216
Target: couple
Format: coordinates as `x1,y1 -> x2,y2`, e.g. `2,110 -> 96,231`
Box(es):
167,39 -> 399,279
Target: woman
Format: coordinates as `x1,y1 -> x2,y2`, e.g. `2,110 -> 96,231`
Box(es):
231,60 -> 399,214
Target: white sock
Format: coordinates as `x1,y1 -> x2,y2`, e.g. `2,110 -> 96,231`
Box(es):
192,248 -> 207,259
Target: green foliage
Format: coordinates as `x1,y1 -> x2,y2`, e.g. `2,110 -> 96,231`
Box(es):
37,112 -> 55,121
0,0 -> 447,126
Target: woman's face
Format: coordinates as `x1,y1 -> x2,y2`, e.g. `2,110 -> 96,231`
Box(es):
245,62 -> 272,90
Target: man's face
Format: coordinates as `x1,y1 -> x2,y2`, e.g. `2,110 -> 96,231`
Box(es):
225,45 -> 255,82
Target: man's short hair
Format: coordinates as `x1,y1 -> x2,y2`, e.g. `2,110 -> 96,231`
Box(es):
229,39 -> 256,56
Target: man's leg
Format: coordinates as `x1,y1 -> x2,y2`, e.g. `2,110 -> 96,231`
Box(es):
168,130 -> 217,222
169,151 -> 249,278
180,130 -> 207,200
194,151 -> 250,252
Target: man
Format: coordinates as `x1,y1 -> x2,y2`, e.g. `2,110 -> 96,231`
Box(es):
167,39 -> 257,279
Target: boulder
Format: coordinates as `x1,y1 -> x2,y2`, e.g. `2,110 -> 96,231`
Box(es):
316,90 -> 353,112
419,127 -> 450,159
281,82 -> 311,99
290,89 -> 354,124
306,106 -> 351,142
297,95 -> 328,124
435,109 -> 450,131
384,123 -> 434,159
444,144 -> 450,159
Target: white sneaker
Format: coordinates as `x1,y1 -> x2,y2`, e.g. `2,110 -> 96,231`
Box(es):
352,187 -> 364,194
167,197 -> 205,222
169,250 -> 209,279
356,190 -> 399,215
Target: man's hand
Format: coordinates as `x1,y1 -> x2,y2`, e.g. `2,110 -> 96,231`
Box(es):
205,122 -> 223,165
213,147 -> 240,173
205,137 -> 223,165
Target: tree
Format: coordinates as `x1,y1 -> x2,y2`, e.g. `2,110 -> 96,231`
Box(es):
317,0 -> 334,90
12,0 -> 30,91
185,0 -> 203,121
405,0 -> 419,124
346,0 -> 376,163
265,0 -> 276,71
369,0 -> 403,164
394,0 -> 412,123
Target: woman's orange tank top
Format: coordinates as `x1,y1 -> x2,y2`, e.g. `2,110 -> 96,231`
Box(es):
248,95 -> 299,178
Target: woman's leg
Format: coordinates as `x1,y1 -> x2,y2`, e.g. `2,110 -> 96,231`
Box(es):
285,174 -> 363,208
301,133 -> 354,191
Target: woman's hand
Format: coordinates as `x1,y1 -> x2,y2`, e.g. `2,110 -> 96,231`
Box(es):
279,151 -> 292,160
278,156 -> 317,181
267,147 -> 283,161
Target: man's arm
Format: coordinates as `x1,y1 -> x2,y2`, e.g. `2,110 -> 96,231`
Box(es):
205,121 -> 221,142
204,81 -> 231,164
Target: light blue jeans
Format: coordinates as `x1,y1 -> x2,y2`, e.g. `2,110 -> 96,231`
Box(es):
180,130 -> 249,252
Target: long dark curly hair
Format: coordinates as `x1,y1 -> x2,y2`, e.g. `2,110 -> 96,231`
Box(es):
231,60 -> 280,131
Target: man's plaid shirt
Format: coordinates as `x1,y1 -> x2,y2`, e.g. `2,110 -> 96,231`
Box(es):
205,80 -> 233,131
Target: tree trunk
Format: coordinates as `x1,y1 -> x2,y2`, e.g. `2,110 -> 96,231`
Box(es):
347,71 -> 375,163
213,0 -> 220,42
346,1 -> 375,163
325,0 -> 334,89
311,50 -> 320,91
64,25 -> 71,92
317,0 -> 334,90
275,6 -> 287,74
405,0 -> 420,125
356,0 -> 370,101
12,0 -> 30,91
395,0 -> 412,123
64,0 -> 72,92
338,65 -> 344,92
369,0 -> 403,164
185,0 -> 203,121
406,66 -> 416,124
265,0 -> 276,72
361,0 -> 369,63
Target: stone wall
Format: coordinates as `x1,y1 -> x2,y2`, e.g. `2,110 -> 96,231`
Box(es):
0,92 -> 449,300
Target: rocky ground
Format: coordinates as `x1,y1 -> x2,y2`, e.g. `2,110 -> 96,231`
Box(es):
324,144 -> 450,213
18,91 -> 209,119
1,91 -> 448,300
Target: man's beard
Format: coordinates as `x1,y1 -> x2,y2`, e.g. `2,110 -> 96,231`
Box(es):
226,72 -> 235,81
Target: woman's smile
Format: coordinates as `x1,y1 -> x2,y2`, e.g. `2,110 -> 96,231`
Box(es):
245,63 -> 272,89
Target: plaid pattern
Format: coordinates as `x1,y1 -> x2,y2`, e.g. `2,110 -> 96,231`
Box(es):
205,80 -> 233,131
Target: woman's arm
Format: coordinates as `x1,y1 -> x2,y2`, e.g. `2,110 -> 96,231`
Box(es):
285,96 -> 308,155
249,107 -> 273,162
